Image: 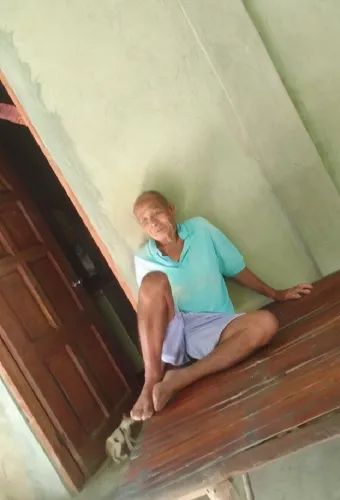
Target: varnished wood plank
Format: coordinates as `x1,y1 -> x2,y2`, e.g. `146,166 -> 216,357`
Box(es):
213,409 -> 340,476
137,351 -> 340,483
146,301 -> 340,434
266,271 -> 340,328
118,410 -> 340,500
119,273 -> 340,499
124,364 -> 340,496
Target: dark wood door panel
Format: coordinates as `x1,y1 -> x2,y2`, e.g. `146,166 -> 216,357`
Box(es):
48,347 -> 108,435
0,147 -> 137,483
28,253 -> 83,321
0,267 -> 56,340
0,338 -> 86,490
0,200 -> 42,249
74,325 -> 129,408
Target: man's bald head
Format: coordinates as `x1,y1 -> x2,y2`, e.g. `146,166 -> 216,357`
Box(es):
133,190 -> 170,213
133,190 -> 177,244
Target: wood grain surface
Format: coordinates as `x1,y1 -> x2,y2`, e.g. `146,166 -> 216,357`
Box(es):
117,271 -> 340,500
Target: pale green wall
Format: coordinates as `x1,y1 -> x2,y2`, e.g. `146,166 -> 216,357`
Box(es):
1,0 -> 340,496
0,377 -> 128,499
1,0 -> 340,312
244,0 -> 340,194
0,378 -> 69,500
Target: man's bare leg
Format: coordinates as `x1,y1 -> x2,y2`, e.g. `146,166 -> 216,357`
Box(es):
130,272 -> 175,421
153,311 -> 279,412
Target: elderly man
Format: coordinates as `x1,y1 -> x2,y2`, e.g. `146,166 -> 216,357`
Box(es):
131,191 -> 312,421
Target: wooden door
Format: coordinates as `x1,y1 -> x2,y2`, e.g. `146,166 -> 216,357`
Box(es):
0,148 -> 138,489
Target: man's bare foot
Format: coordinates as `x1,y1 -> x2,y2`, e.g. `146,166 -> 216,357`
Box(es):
153,368 -> 188,412
130,384 -> 155,421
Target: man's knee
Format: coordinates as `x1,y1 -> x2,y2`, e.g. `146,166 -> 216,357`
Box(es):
259,311 -> 279,345
139,272 -> 170,301
250,311 -> 279,348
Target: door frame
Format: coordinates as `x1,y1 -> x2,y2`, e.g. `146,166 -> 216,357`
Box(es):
0,71 -> 137,491
0,70 -> 136,309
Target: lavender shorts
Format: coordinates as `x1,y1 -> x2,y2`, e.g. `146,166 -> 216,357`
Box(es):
161,310 -> 244,366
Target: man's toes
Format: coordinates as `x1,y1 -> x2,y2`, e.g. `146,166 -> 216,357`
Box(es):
130,408 -> 143,421
131,398 -> 154,420
142,406 -> 154,420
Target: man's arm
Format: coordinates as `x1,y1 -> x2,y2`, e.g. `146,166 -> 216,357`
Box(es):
201,218 -> 313,301
233,267 -> 313,302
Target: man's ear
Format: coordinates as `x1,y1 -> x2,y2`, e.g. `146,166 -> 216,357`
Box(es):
168,202 -> 175,215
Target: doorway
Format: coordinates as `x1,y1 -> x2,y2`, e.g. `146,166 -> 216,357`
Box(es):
0,80 -> 140,361
0,79 -> 141,491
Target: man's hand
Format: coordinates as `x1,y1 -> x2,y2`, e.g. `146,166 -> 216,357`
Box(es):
233,269 -> 313,302
274,283 -> 313,302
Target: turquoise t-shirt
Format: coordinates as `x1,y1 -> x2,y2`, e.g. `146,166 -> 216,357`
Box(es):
134,217 -> 245,314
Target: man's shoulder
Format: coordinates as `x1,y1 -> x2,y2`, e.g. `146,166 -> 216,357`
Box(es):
183,216 -> 210,228
134,217 -> 211,260
182,216 -> 212,236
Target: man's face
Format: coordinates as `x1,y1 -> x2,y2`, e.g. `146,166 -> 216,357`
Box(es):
134,196 -> 177,244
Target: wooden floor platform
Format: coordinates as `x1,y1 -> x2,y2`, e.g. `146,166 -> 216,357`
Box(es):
116,271 -> 340,500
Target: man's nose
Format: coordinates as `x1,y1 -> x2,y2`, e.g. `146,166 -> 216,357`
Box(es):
149,216 -> 157,227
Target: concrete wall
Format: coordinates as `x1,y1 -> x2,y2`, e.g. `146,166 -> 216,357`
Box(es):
0,377 -> 127,499
234,437 -> 340,500
1,1 -> 340,496
1,0 -> 340,312
244,0 -> 340,194
0,378 -> 68,500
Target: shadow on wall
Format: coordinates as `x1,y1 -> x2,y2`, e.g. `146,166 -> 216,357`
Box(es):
139,127 -> 248,235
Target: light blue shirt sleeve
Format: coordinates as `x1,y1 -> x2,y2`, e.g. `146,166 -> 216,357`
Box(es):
204,219 -> 245,277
